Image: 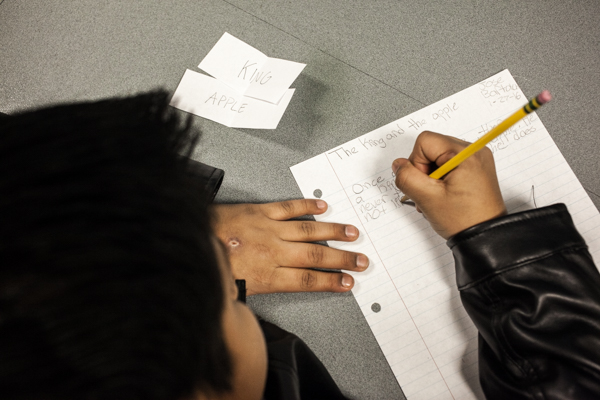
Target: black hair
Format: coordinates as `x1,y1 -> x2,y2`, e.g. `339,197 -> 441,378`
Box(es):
0,91 -> 232,399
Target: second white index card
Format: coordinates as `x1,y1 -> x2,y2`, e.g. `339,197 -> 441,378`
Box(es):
198,32 -> 305,104
170,70 -> 294,129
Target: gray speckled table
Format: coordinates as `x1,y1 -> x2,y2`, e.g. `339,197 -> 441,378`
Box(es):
2,1 -> 599,399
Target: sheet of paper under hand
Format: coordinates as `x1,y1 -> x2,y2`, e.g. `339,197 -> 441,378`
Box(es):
170,69 -> 294,129
291,69 -> 599,399
199,32 -> 305,104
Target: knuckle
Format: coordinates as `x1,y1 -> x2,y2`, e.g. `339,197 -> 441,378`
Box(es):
279,200 -> 296,216
248,266 -> 273,289
395,168 -> 411,192
299,221 -> 316,237
335,223 -> 347,238
254,270 -> 274,287
329,272 -> 343,289
395,166 -> 410,181
300,270 -> 317,289
471,146 -> 494,168
248,246 -> 276,281
308,245 -> 324,264
343,251 -> 357,268
453,136 -> 471,147
480,146 -> 494,159
419,131 -> 433,141
243,204 -> 257,216
302,199 -> 313,212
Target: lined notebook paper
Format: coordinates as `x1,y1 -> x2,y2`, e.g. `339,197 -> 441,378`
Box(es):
291,69 -> 600,399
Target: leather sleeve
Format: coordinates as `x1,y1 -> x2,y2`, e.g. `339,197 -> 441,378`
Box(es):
187,159 -> 224,202
259,319 -> 348,400
448,204 -> 600,399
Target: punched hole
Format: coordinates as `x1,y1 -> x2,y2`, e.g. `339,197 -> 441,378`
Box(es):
371,303 -> 381,313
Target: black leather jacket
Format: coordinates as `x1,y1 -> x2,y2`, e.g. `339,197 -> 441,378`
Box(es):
448,204 -> 600,399
197,161 -> 600,399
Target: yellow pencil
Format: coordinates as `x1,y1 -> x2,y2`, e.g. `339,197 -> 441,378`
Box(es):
400,90 -> 552,203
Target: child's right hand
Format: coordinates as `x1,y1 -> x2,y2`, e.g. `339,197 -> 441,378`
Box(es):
392,131 -> 507,239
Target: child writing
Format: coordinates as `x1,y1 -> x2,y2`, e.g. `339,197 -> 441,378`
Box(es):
1,92 -> 598,399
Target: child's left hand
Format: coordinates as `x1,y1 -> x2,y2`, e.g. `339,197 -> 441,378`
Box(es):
212,200 -> 369,295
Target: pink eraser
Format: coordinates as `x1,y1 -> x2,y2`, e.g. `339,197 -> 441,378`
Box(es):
537,90 -> 552,104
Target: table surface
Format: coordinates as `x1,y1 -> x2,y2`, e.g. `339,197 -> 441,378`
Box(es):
2,1 -> 599,398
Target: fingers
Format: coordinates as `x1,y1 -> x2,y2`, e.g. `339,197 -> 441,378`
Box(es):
279,220 -> 359,242
391,131 -> 506,239
263,268 -> 355,293
392,157 -> 441,204
410,131 -> 470,170
261,199 -> 328,221
391,131 -> 472,204
283,242 -> 369,272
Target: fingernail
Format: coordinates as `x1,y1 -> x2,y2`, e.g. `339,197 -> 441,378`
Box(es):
357,254 -> 369,270
316,200 -> 327,210
345,225 -> 358,238
392,159 -> 402,174
341,274 -> 354,288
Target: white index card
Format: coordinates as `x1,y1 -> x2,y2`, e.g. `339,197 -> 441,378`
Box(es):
198,32 -> 305,104
170,69 -> 294,129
